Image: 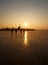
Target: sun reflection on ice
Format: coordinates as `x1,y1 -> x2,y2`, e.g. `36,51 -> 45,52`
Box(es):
24,31 -> 27,45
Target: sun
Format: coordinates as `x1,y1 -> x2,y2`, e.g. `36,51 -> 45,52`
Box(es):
24,22 -> 28,27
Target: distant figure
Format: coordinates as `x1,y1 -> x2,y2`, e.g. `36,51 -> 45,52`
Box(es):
11,29 -> 13,39
11,30 -> 13,39
11,29 -> 13,34
15,30 -> 17,34
18,26 -> 21,30
20,29 -> 22,33
15,30 -> 17,39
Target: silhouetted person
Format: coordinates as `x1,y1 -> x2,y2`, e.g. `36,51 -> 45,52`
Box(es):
15,30 -> 17,34
11,28 -> 13,33
11,29 -> 13,39
20,30 -> 22,33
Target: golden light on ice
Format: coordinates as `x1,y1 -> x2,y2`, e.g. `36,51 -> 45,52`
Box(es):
24,31 -> 27,45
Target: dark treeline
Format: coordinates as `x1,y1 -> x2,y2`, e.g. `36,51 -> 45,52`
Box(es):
0,26 -> 35,31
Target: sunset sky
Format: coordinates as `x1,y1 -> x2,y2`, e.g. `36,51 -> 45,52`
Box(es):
0,0 -> 48,29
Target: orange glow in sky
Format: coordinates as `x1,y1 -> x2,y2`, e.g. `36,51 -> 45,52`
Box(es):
0,0 -> 48,30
